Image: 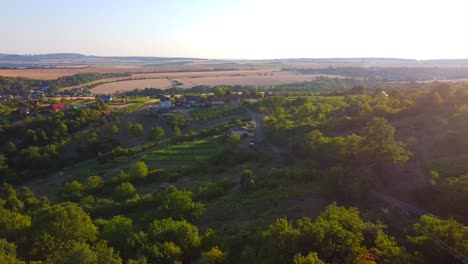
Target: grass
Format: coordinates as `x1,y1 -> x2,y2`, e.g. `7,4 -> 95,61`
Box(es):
139,139 -> 222,164
191,106 -> 246,120
117,103 -> 146,114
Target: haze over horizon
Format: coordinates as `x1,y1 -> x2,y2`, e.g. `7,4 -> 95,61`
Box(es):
2,0 -> 468,60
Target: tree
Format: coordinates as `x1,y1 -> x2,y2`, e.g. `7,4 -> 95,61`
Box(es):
129,124 -> 144,137
360,117 -> 411,166
32,202 -> 97,244
173,126 -> 182,137
151,126 -> 165,141
297,203 -> 369,263
113,182 -> 136,201
0,204 -> 31,238
6,142 -> 16,153
84,176 -> 104,192
293,252 -> 325,264
259,218 -> 299,264
0,239 -> 24,264
240,169 -> 255,191
371,230 -> 411,264
97,215 -> 133,256
111,125 -> 120,135
147,218 -> 201,263
129,161 -> 149,180
213,86 -> 228,97
198,247 -> 225,264
0,154 -> 7,172
431,91 -> 445,106
154,187 -> 205,221
48,242 -> 97,264
59,181 -> 84,202
408,214 -> 468,264
166,114 -> 186,128
227,134 -> 240,147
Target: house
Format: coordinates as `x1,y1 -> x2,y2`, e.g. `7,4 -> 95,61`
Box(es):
159,182 -> 173,191
160,96 -> 173,108
228,126 -> 250,137
18,107 -> 30,115
100,94 -> 113,102
182,95 -> 206,107
49,103 -> 68,113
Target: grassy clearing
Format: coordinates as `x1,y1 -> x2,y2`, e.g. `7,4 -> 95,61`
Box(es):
139,139 -> 222,164
191,106 -> 246,120
116,103 -> 146,114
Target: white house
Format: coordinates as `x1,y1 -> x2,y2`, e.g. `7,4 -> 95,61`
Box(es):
160,96 -> 173,108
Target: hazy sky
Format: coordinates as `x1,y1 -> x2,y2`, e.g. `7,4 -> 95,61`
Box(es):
2,0 -> 468,59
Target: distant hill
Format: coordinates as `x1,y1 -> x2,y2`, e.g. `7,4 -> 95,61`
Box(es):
0,53 -> 206,68
1,53 -> 468,68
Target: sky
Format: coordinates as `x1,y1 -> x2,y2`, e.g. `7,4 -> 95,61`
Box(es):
2,0 -> 468,60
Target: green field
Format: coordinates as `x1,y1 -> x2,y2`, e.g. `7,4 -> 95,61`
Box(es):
191,106 -> 246,120
140,139 -> 222,163
117,102 -> 146,114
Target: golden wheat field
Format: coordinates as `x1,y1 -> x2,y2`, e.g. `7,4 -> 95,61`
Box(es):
89,71 -> 344,94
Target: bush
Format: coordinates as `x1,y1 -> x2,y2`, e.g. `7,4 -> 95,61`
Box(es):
129,124 -> 144,137
113,182 -> 136,202
129,161 -> 149,180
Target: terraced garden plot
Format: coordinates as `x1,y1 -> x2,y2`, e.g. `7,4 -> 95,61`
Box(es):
116,103 -> 146,114
140,140 -> 222,164
191,106 -> 246,120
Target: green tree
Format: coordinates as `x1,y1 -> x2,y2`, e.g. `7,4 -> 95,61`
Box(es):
371,230 -> 411,264
227,134 -> 240,147
129,161 -> 149,180
97,215 -> 133,256
111,125 -> 120,135
166,114 -> 186,128
154,187 -> 205,221
173,126 -> 182,137
129,124 -> 144,137
148,241 -> 182,264
297,203 -> 369,263
148,219 -> 198,247
0,239 -> 25,264
213,86 -> 228,97
84,176 -> 104,192
49,242 -> 97,264
240,169 -> 255,191
6,142 -> 16,153
60,181 -> 84,202
360,117 -> 411,166
0,203 -> 31,238
113,182 -> 136,201
408,214 -> 468,264
198,246 -> 225,264
293,252 -> 325,264
32,202 -> 97,244
0,154 -> 7,172
259,218 -> 299,264
151,126 -> 165,141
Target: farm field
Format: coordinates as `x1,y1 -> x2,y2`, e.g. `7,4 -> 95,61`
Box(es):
89,72 -> 344,93
91,78 -> 174,94
0,62 -> 277,80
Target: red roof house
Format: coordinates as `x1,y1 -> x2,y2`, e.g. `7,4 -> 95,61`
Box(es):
50,103 -> 68,113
